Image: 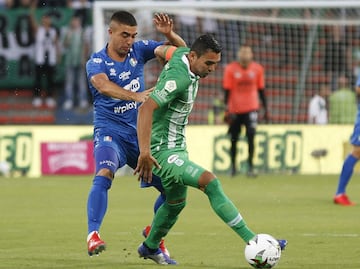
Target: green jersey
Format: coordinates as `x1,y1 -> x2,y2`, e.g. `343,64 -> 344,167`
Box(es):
150,47 -> 200,153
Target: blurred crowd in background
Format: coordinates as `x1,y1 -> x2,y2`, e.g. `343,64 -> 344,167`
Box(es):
1,2 -> 360,125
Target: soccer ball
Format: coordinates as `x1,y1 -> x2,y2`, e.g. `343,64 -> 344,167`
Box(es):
244,234 -> 281,269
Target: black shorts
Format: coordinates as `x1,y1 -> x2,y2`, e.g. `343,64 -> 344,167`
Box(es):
228,111 -> 258,138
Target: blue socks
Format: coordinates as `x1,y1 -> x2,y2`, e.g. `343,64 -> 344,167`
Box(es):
153,193 -> 166,213
87,176 -> 112,234
336,154 -> 358,195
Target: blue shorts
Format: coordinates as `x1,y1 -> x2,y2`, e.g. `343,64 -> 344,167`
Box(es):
350,120 -> 360,146
93,128 -> 164,192
93,128 -> 139,173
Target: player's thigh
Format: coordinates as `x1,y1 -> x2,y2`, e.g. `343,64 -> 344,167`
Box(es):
350,122 -> 360,158
154,151 -> 206,190
228,115 -> 242,139
120,138 -> 140,170
93,129 -> 125,173
245,111 -> 258,135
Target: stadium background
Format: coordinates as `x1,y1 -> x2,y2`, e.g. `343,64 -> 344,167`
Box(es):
1,1 -> 360,176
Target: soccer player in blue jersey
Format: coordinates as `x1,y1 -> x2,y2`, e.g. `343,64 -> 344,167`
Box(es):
334,74 -> 360,206
85,10 -> 186,256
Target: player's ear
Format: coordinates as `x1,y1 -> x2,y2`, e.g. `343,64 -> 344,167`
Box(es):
188,51 -> 198,63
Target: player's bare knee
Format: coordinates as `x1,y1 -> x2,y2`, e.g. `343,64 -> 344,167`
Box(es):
167,199 -> 186,214
96,168 -> 114,180
198,170 -> 217,191
350,145 -> 360,159
167,198 -> 186,205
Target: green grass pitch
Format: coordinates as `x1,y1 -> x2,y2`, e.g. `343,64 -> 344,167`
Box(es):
1,174 -> 359,269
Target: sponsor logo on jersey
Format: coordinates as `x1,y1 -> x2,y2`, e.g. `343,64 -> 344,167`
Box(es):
142,40 -> 149,45
123,78 -> 140,92
167,154 -> 184,166
154,88 -> 168,101
113,101 -> 137,114
119,70 -> 131,81
105,61 -> 114,66
109,68 -> 116,76
164,80 -> 177,92
93,58 -> 102,64
129,58 -> 137,67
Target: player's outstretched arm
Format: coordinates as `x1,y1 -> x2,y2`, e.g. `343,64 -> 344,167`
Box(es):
90,73 -> 151,102
154,45 -> 177,64
134,98 -> 161,183
153,13 -> 187,47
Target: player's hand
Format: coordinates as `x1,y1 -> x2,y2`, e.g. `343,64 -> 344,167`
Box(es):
134,88 -> 154,103
153,13 -> 173,35
224,111 -> 235,125
134,153 -> 161,183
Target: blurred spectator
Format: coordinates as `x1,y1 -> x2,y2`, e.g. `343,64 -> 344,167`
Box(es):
324,25 -> 352,92
30,6 -> 60,108
272,8 -> 311,68
175,0 -> 201,45
133,0 -> 154,40
329,75 -> 357,124
200,1 -> 218,37
0,0 -> 13,8
62,15 -> 89,110
12,0 -> 32,8
37,0 -> 66,7
308,84 -> 330,124
67,0 -> 92,26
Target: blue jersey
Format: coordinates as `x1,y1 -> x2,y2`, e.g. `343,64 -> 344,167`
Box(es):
356,75 -> 360,114
350,75 -> 360,145
86,40 -> 163,136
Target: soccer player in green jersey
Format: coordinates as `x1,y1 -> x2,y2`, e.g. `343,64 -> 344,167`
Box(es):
134,34 -> 287,265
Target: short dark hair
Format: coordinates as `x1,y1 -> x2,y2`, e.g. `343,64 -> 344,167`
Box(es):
190,34 -> 222,57
110,10 -> 137,26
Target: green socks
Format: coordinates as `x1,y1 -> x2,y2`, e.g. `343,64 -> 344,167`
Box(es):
204,179 -> 256,243
145,201 -> 186,249
145,178 -> 256,249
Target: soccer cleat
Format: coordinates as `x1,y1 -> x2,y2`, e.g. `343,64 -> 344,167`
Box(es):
277,239 -> 288,251
138,243 -> 177,265
87,231 -> 106,256
142,225 -> 170,257
334,194 -> 355,206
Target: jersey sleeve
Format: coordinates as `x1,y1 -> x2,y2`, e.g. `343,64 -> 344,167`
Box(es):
86,54 -> 106,81
136,40 -> 165,63
223,64 -> 233,90
257,63 -> 265,90
151,73 -> 190,108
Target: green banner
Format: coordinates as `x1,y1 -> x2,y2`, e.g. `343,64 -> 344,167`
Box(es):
212,130 -> 303,174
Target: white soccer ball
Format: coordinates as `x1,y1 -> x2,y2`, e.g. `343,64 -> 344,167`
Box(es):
244,234 -> 281,269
